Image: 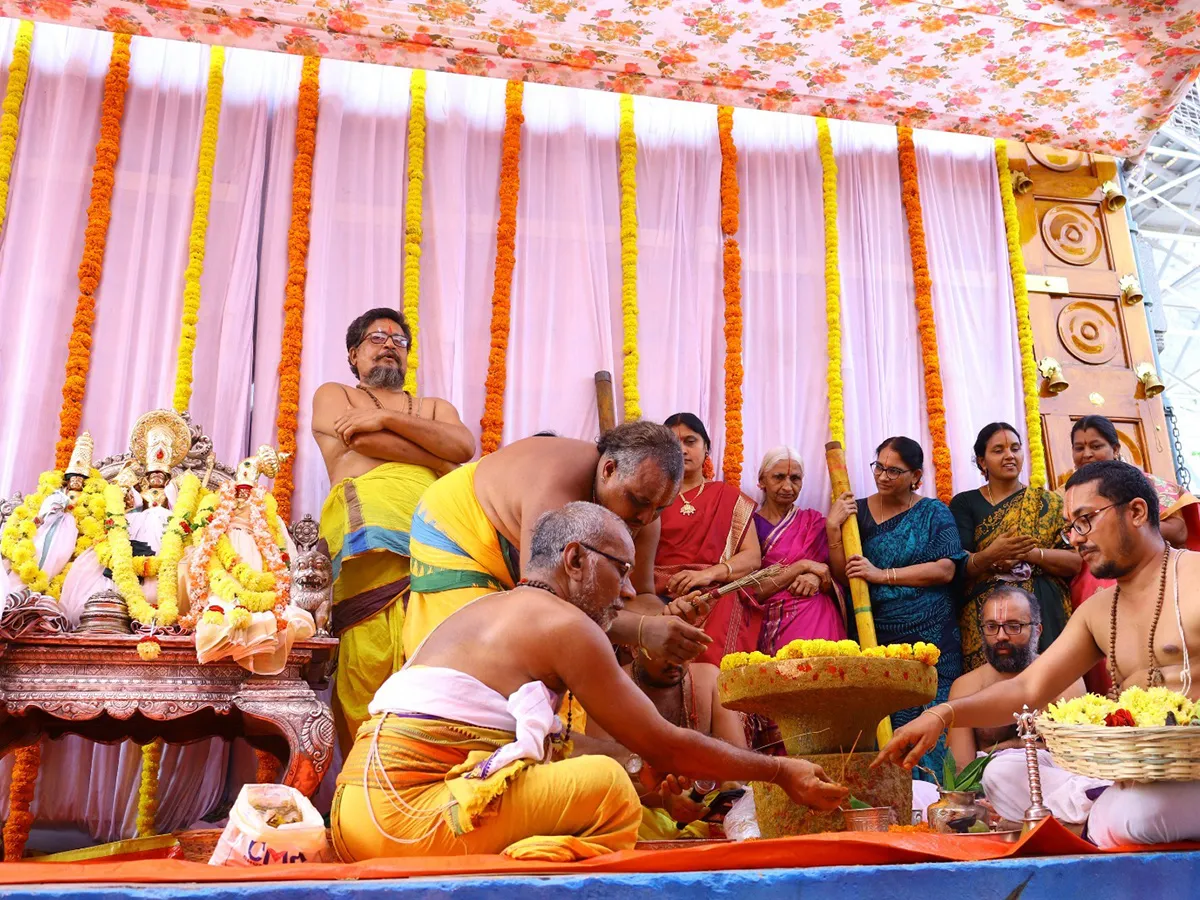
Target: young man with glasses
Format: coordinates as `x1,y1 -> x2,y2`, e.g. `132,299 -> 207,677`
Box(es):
312,307 -> 476,752
877,460 -> 1200,847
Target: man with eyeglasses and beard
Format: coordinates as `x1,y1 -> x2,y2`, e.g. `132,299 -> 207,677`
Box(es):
876,461 -> 1200,846
312,307 -> 476,751
944,586 -> 1087,827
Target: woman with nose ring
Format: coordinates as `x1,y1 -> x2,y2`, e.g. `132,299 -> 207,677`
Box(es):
950,422 -> 1080,671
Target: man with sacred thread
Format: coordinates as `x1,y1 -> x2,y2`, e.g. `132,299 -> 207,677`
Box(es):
331,502 -> 847,861
311,308 -> 475,752
876,461 -> 1200,847
59,410 -> 194,627
185,446 -> 315,675
404,419 -> 712,672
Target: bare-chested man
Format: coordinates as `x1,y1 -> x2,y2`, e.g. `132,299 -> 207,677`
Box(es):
311,307 -> 474,751
877,461 -> 1200,847
331,502 -> 846,860
405,420 -> 712,666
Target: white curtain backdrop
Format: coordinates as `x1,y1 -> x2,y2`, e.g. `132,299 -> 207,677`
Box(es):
831,119 -> 934,498
737,108 -> 831,510
915,130 -> 1027,491
631,96 -> 726,468
0,18 -> 1031,842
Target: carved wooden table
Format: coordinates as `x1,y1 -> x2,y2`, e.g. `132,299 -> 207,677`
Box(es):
0,633 -> 338,797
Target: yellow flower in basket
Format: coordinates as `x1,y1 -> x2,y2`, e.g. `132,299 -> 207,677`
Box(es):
862,646 -> 887,658
835,639 -> 862,657
720,652 -> 750,671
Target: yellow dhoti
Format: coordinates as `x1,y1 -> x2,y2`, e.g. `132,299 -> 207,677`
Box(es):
332,715 -> 641,861
404,462 -> 520,657
320,463 -> 436,752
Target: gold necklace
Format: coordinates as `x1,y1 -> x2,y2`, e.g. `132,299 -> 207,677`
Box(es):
679,482 -> 705,516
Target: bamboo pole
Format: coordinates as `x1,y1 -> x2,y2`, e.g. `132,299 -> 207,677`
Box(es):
595,371 -> 616,434
825,440 -> 893,747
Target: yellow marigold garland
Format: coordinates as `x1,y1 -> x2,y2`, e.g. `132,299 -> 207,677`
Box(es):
0,469 -> 106,598
3,741 -> 40,860
480,81 -> 524,455
273,56 -> 321,521
896,126 -> 953,503
816,118 -> 844,448
717,106 -> 744,485
55,34 -> 131,469
402,69 -> 426,395
172,46 -> 225,414
720,638 -> 941,670
995,140 -> 1046,489
135,739 -> 163,837
0,21 -> 33,239
618,93 -> 640,421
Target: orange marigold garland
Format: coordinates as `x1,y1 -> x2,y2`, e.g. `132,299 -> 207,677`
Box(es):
717,105 -> 744,485
3,742 -> 41,861
896,126 -> 953,503
479,80 -> 524,455
272,56 -> 321,522
54,33 -> 132,469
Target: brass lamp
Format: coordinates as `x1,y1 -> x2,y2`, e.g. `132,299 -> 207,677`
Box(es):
1038,357 -> 1070,394
1101,180 -> 1127,212
1135,362 -> 1165,398
1118,274 -> 1143,306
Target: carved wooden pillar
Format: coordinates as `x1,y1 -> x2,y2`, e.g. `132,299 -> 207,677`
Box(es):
1004,142 -> 1173,486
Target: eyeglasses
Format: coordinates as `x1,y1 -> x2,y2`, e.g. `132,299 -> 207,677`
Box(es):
982,621 -> 1033,636
579,542 -> 634,580
1061,500 -> 1129,541
360,330 -> 410,350
871,462 -> 911,480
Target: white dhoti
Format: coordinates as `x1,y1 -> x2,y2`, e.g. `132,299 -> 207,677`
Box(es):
981,748 -> 1108,825
1087,781 -> 1200,848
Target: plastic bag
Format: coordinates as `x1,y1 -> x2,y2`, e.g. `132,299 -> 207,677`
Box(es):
208,784 -> 330,866
723,789 -> 761,841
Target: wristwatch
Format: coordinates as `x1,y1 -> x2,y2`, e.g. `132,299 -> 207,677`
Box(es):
624,754 -> 644,776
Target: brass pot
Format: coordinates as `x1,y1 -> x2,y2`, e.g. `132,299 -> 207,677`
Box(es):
926,790 -> 990,834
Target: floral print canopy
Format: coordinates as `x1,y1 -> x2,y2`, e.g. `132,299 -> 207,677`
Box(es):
4,0 -> 1198,156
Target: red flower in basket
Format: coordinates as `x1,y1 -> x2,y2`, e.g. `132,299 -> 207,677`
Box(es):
1104,708 -> 1136,727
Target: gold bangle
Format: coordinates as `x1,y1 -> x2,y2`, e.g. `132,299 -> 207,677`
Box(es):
1039,548 -> 1045,565
723,561 -> 733,579
927,707 -> 951,732
637,615 -> 646,650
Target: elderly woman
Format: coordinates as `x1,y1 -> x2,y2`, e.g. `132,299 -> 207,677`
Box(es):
951,422 -> 1079,672
827,436 -> 965,775
750,447 -> 846,654
654,413 -> 761,665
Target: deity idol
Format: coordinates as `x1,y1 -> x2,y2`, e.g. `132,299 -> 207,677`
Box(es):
185,445 -> 315,674
59,410 -> 198,628
0,433 -> 107,604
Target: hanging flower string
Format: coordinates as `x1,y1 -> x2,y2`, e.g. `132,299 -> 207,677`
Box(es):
136,740 -> 163,837
272,56 -> 321,522
618,92 -> 640,421
0,21 -> 33,240
816,118 -> 844,448
54,34 -> 132,469
995,140 -> 1046,489
896,126 -> 953,503
480,80 -> 524,455
172,45 -> 225,413
402,70 -> 427,394
718,105 -> 744,485
3,741 -> 40,860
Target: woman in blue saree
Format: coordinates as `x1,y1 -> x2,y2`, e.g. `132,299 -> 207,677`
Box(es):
827,436 -> 966,776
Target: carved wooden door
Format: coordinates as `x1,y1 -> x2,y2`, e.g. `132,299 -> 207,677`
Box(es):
1004,143 -> 1173,488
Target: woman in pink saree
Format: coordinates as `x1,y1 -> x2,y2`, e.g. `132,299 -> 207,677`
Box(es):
751,447 -> 847,654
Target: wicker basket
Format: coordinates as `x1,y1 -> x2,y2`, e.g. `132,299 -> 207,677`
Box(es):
1037,715 -> 1200,781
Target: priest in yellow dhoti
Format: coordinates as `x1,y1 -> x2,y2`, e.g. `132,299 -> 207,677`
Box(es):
312,308 -> 475,751
332,502 -> 848,861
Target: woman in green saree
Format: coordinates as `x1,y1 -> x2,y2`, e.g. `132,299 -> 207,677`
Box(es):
950,423 -> 1081,671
